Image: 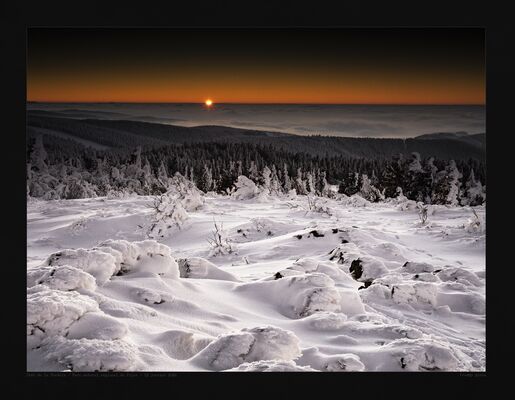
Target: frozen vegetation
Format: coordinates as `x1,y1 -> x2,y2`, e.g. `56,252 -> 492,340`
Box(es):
27,188 -> 485,372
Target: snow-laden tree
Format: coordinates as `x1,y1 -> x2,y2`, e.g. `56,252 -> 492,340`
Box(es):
339,172 -> 361,196
198,165 -> 214,193
432,160 -> 462,206
157,160 -> 169,186
270,165 -> 282,195
168,172 -> 204,211
248,161 -> 259,182
261,166 -> 272,194
380,154 -> 405,198
283,164 -> 292,192
305,171 -> 316,195
461,169 -> 485,206
317,170 -> 331,197
359,174 -> 383,202
295,168 -> 307,195
30,135 -> 48,174
405,152 -> 432,203
63,177 -> 97,200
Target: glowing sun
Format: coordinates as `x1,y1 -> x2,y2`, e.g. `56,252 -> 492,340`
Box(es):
205,99 -> 213,107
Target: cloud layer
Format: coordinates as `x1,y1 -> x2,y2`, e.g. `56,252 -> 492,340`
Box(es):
28,103 -> 485,138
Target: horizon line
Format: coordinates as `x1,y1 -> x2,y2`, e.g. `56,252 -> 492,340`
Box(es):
27,101 -> 486,106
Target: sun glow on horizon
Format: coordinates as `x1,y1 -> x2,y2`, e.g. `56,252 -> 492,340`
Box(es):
205,99 -> 213,107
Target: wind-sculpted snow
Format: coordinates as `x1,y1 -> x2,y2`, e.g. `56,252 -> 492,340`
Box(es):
227,360 -> 318,372
236,273 -> 359,319
177,257 -> 239,281
27,286 -> 100,343
192,326 -> 301,371
27,265 -> 97,292
27,195 -> 485,371
43,336 -> 140,372
297,347 -> 365,372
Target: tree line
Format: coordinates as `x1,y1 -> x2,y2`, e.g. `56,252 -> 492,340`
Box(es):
26,133 -> 486,206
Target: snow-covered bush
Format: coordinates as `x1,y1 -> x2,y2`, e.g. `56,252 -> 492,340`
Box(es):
340,194 -> 371,208
207,220 -> 235,257
464,209 -> 485,234
146,193 -> 189,239
306,195 -> 332,215
168,173 -> 205,211
232,175 -> 259,200
417,202 -> 429,224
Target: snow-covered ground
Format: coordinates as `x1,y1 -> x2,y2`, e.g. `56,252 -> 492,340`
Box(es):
27,194 -> 485,372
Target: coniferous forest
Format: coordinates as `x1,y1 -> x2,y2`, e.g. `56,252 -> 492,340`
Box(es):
27,126 -> 486,206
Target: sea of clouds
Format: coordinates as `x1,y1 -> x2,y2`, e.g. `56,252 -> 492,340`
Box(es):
28,103 -> 485,138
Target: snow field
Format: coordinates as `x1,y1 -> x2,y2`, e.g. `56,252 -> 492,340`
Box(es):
27,194 -> 485,371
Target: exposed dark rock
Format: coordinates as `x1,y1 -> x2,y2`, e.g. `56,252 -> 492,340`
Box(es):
349,259 -> 363,280
309,230 -> 325,238
358,280 -> 373,290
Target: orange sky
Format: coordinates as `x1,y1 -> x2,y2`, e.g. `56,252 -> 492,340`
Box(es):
27,28 -> 485,105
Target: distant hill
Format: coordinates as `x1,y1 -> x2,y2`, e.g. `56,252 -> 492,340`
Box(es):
27,113 -> 485,161
415,131 -> 486,148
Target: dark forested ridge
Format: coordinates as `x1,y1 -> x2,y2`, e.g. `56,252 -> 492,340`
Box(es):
27,113 -> 485,161
26,125 -> 486,207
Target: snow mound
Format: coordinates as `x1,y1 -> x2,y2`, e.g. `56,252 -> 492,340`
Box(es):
27,265 -> 97,291
359,280 -> 438,309
288,259 -> 358,287
177,257 -> 239,281
27,286 -> 99,346
43,240 -> 179,284
328,242 -> 361,264
436,266 -> 482,287
341,194 -> 370,207
437,291 -> 485,315
66,311 -> 128,340
44,248 -> 119,286
227,360 -> 317,372
300,311 -> 348,331
397,199 -> 418,211
298,347 -> 365,371
99,239 -> 179,278
192,325 -> 301,371
338,320 -> 423,340
349,256 -> 389,282
44,336 -> 139,372
380,338 -> 462,371
230,218 -> 302,243
238,273 -> 351,319
181,191 -> 205,212
152,330 -> 212,360
391,282 -> 438,308
402,261 -> 435,274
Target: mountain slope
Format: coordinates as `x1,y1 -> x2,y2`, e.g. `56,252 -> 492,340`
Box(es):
27,114 -> 485,160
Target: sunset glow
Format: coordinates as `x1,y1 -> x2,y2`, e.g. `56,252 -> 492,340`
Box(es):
27,28 -> 485,105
